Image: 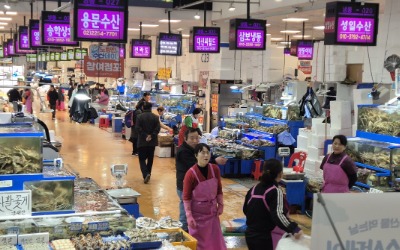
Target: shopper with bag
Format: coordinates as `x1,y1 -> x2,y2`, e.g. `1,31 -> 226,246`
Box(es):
182,143 -> 226,250
243,159 -> 303,250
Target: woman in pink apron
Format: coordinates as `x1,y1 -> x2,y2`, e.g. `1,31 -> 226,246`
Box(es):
178,108 -> 202,147
183,143 -> 226,250
243,159 -> 303,250
320,135 -> 357,193
23,88 -> 33,114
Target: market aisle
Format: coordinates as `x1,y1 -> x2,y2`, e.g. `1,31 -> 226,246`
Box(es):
34,103 -> 311,249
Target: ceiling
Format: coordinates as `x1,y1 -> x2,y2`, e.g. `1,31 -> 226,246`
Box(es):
0,0 -> 386,45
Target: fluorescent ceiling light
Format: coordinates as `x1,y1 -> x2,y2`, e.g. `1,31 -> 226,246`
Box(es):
228,3 -> 235,11
313,26 -> 325,30
266,23 -> 271,27
282,18 -> 309,22
0,11 -> 16,15
280,41 -> 291,44
140,24 -> 159,27
271,37 -> 283,41
0,17 -> 11,21
159,19 -> 181,23
293,35 -> 311,38
280,30 -> 301,34
277,46 -> 286,49
4,5 -> 10,9
266,33 -> 271,36
182,34 -> 190,38
230,85 -> 239,89
128,28 -> 140,31
194,12 -> 200,20
0,26 -> 4,29
0,22 -> 7,25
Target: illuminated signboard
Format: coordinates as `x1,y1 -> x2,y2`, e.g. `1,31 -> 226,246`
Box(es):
74,48 -> 88,60
41,11 -> 79,46
72,0 -> 128,43
29,20 -> 41,48
109,43 -> 125,58
297,40 -> 314,60
0,46 -> 3,58
3,42 -> 8,57
190,27 -> 220,53
67,49 -> 74,60
7,39 -> 14,56
60,51 -> 68,61
19,26 -> 30,50
131,39 -> 151,58
324,1 -> 379,46
156,33 -> 182,56
229,18 -> 266,50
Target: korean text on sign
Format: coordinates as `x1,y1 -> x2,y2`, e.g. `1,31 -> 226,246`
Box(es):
237,30 -> 264,48
0,191 -> 31,218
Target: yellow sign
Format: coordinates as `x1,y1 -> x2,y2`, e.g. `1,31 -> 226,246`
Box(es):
157,68 -> 172,80
211,94 -> 219,114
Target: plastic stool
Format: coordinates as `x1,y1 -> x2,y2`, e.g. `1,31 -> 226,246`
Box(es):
99,115 -> 110,128
251,160 -> 263,180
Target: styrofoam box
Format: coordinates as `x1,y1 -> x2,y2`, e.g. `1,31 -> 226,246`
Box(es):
307,146 -> 324,161
312,123 -> 330,136
296,135 -> 309,151
330,127 -> 353,137
155,146 -> 172,158
304,159 -> 316,174
311,135 -> 329,149
298,128 -> 312,138
330,101 -> 352,129
0,113 -> 12,124
295,148 -> 308,154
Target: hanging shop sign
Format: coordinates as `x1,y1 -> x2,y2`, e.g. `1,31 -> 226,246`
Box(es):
189,27 -> 220,53
324,1 -> 379,46
89,44 -> 119,61
26,54 -> 37,63
0,45 -> 3,58
72,0 -> 128,43
74,48 -> 88,60
7,39 -> 14,56
109,43 -> 125,58
298,60 -> 312,75
0,190 -> 32,219
297,40 -> 314,60
15,36 -> 35,55
3,42 -> 8,57
130,39 -> 152,59
84,56 -> 124,78
284,47 -> 290,55
29,20 -> 41,48
156,33 -> 182,56
157,67 -> 172,80
54,52 -> 61,61
312,193 -> 400,249
60,51 -> 68,61
290,40 -> 297,57
19,26 -> 30,50
229,18 -> 266,50
41,11 -> 79,47
67,49 -> 74,60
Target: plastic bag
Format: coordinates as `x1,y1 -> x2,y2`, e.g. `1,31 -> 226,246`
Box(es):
276,234 -> 311,250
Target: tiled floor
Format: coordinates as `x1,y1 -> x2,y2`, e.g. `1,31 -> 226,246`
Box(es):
35,103 -> 311,249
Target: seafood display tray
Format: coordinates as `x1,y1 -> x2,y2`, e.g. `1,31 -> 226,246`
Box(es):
0,174 -> 76,192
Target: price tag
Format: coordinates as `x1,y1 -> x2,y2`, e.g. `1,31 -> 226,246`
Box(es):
0,190 -> 32,219
87,222 -> 98,231
7,227 -> 19,235
0,180 -> 13,188
88,221 -> 109,231
0,234 -> 17,245
18,233 -> 49,245
54,226 -> 64,235
69,222 -> 82,232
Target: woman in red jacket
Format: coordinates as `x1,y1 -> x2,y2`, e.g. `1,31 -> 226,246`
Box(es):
178,108 -> 202,146
183,143 -> 226,250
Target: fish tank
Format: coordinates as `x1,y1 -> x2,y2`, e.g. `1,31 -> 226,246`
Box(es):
358,105 -> 400,137
24,180 -> 74,212
262,103 -> 301,121
0,127 -> 43,175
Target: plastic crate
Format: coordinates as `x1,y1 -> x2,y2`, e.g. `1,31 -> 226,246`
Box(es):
131,241 -> 162,249
218,158 -> 240,177
153,228 -> 197,250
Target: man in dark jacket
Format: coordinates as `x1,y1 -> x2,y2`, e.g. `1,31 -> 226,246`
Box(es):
7,88 -> 22,112
175,127 -> 227,231
47,85 -> 59,120
135,101 -> 160,183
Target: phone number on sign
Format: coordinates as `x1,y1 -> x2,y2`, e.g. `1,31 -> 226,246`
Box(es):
83,30 -> 118,37
339,33 -> 371,41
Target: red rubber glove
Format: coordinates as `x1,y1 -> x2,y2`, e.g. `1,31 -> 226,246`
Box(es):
183,200 -> 197,229
217,194 -> 224,215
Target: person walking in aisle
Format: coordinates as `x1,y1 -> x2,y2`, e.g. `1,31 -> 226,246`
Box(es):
243,159 -> 303,250
183,143 -> 226,250
22,86 -> 33,114
176,128 -> 227,231
135,101 -> 160,183
320,134 -> 357,193
47,85 -> 59,120
178,108 -> 202,146
57,86 -> 65,111
7,88 -> 22,112
129,101 -> 144,156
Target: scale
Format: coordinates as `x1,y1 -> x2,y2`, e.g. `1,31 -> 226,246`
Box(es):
278,147 -> 291,166
279,147 -> 305,180
110,164 -> 128,188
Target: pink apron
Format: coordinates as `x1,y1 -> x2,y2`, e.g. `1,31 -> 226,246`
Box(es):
189,165 -> 227,250
25,93 -> 33,114
247,184 -> 287,250
322,154 -> 350,193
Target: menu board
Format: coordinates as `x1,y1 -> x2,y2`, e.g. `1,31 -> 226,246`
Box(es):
41,11 -> 79,46
131,39 -> 151,58
29,20 -> 41,48
72,0 -> 128,43
60,51 -> 68,61
19,26 -> 30,50
156,33 -> 182,56
296,40 -> 314,60
229,18 -> 266,50
190,27 -> 220,53
324,1 -> 379,46
7,39 -> 14,56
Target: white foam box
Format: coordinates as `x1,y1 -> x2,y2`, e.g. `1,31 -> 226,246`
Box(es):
330,127 -> 353,137
307,146 -> 324,161
312,122 -> 330,136
0,113 -> 12,124
155,146 -> 172,158
330,101 -> 352,129
296,135 -> 309,151
311,135 -> 329,149
298,128 -> 312,138
304,159 -> 316,174
315,159 -> 323,172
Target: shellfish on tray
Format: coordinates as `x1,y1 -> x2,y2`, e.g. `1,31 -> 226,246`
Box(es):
136,217 -> 159,229
158,216 -> 182,229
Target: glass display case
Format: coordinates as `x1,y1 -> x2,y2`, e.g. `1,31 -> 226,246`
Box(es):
212,142 -> 261,160
262,103 -> 301,121
156,94 -> 196,115
358,105 -> 400,138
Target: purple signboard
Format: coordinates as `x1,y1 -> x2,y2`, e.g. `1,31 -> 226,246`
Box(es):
41,11 -> 79,47
19,26 -> 30,50
229,19 -> 266,50
324,1 -> 379,46
190,27 -> 220,53
3,43 -> 8,57
7,39 -> 14,56
297,40 -> 314,60
284,47 -> 290,55
73,0 -> 128,43
131,39 -> 151,58
109,43 -> 125,58
29,20 -> 41,48
156,33 -> 182,56
0,46 -> 3,58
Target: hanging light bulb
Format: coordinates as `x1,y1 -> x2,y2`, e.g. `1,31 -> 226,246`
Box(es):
228,3 -> 235,11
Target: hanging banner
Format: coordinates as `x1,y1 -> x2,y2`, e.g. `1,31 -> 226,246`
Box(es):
157,68 -> 172,80
211,94 -> 218,114
199,71 -> 209,88
298,60 -> 312,75
84,56 -> 124,78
